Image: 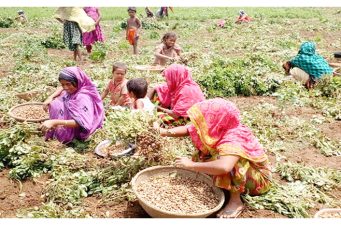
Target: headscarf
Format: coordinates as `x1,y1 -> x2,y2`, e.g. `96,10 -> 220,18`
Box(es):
156,64 -> 205,117
290,42 -> 333,79
58,67 -> 104,140
55,7 -> 95,32
187,98 -> 267,162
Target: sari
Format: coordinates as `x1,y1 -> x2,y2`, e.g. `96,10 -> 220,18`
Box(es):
82,7 -> 104,46
290,42 -> 333,80
155,64 -> 205,118
46,67 -> 104,143
187,98 -> 272,195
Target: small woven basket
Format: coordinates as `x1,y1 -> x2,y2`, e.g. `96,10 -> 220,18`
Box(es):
8,102 -> 49,122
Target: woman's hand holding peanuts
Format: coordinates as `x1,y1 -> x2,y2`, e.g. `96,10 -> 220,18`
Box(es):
175,157 -> 193,169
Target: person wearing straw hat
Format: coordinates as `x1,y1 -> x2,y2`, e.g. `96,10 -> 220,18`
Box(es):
55,7 -> 96,61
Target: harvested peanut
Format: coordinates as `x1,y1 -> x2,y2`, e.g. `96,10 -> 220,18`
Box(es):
137,174 -> 220,214
12,104 -> 48,120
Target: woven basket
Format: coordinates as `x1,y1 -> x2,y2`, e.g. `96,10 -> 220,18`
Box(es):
133,65 -> 165,72
314,208 -> 341,218
131,166 -> 225,218
15,90 -> 39,101
8,102 -> 49,122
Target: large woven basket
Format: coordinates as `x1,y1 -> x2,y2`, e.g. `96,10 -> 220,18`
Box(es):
8,102 -> 49,122
131,166 -> 225,218
314,208 -> 341,218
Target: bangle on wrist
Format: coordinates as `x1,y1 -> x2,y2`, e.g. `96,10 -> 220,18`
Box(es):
64,121 -> 67,126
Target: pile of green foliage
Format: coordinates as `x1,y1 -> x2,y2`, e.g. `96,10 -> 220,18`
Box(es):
198,55 -> 281,97
0,17 -> 14,28
89,42 -> 108,62
41,31 -> 65,49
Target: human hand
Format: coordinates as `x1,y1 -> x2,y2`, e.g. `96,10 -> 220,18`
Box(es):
40,120 -> 56,133
43,97 -> 53,112
175,157 -> 193,169
282,61 -> 291,75
305,77 -> 315,89
153,121 -> 160,131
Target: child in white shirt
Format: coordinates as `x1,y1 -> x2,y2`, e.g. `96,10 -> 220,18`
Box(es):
127,78 -> 155,113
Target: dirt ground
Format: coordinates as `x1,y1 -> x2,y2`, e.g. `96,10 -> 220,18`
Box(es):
1,95 -> 339,218
0,170 -> 48,217
0,12 -> 340,218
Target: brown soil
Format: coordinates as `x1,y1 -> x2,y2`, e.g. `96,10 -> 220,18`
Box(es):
0,170 -> 48,218
282,146 -> 340,170
319,121 -> 341,141
240,208 -> 287,218
81,197 -> 148,218
227,96 -> 278,111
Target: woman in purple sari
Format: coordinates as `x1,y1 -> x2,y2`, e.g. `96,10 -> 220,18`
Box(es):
41,67 -> 104,144
82,7 -> 104,53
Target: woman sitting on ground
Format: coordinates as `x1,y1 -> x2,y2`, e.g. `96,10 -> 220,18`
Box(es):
41,67 -> 104,144
147,64 -> 205,126
154,98 -> 272,218
283,41 -> 333,89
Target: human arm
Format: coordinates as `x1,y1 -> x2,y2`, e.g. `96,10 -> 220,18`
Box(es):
43,86 -> 63,111
40,119 -> 79,133
101,84 -> 109,100
135,99 -> 144,110
146,86 -> 156,99
154,46 -> 173,61
153,122 -> 189,137
95,9 -> 101,25
157,106 -> 180,119
282,61 -> 292,75
56,18 -> 65,23
135,18 -> 142,36
126,19 -> 129,39
175,155 -> 240,176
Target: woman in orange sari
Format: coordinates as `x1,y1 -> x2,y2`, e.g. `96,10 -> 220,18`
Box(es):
154,98 -> 272,218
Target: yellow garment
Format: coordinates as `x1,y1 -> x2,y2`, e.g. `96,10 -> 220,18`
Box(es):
55,7 -> 95,33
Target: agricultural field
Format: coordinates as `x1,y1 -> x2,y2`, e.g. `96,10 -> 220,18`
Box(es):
0,7 -> 340,218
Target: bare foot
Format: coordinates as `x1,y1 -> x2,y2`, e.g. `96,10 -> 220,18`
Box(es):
217,191 -> 244,218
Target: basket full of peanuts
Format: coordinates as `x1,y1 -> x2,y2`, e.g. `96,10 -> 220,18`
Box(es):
8,102 -> 49,122
131,166 -> 225,218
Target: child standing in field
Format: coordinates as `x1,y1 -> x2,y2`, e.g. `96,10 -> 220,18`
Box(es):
127,78 -> 155,113
126,7 -> 141,55
101,62 -> 132,107
153,32 -> 181,66
82,7 -> 104,53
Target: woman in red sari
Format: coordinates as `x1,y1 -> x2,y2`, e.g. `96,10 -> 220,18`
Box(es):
154,98 -> 272,218
148,64 -> 205,126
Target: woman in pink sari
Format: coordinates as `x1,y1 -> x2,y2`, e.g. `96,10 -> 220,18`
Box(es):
148,64 -> 205,125
154,98 -> 272,218
41,67 -> 104,144
82,7 -> 104,53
